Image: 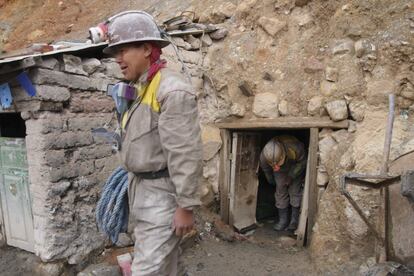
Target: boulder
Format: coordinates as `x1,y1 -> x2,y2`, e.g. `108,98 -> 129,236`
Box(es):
317,168 -> 329,187
304,56 -> 324,73
325,66 -> 338,82
201,34 -> 213,47
104,61 -> 124,79
210,27 -> 229,40
115,233 -> 133,248
320,80 -> 337,96
236,0 -> 258,18
230,103 -> 246,117
318,136 -> 337,167
332,39 -> 354,55
180,50 -> 202,65
348,120 -> 357,133
62,54 -> 88,76
171,37 -> 192,50
253,92 -> 279,118
325,100 -> 348,121
210,2 -> 237,23
278,100 -> 289,116
186,35 -> 202,50
354,39 -> 376,58
201,125 -> 222,161
291,7 -> 313,26
308,96 -> 324,116
258,16 -> 287,37
39,57 -> 59,70
333,55 -> 366,96
349,101 -> 366,122
35,262 -> 65,276
82,58 -> 102,74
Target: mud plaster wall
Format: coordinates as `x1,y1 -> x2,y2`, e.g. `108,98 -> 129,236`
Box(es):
157,0 -> 414,274
0,54 -> 122,264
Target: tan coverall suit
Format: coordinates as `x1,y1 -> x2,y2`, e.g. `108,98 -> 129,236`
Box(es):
259,136 -> 306,209
119,68 -> 202,276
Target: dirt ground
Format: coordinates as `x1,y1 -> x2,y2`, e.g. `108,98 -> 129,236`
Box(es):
0,246 -> 41,276
0,221 -> 317,276
182,221 -> 317,276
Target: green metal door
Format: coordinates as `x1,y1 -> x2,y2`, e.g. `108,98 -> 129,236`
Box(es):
0,137 -> 34,252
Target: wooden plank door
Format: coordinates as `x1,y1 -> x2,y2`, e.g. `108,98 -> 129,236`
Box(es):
229,132 -> 261,232
219,129 -> 231,223
0,137 -> 34,252
296,153 -> 311,246
306,128 -> 319,244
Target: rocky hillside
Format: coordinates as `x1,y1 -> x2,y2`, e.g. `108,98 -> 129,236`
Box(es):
1,0 -> 414,274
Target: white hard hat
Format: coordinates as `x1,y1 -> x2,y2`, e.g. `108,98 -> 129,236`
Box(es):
262,138 -> 286,167
103,10 -> 170,55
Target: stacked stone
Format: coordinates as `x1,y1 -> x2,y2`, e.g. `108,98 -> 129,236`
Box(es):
16,54 -> 121,264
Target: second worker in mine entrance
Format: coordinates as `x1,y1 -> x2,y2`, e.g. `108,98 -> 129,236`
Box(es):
259,135 -> 307,231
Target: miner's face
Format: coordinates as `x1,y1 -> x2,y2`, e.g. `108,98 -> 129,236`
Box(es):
113,42 -> 152,81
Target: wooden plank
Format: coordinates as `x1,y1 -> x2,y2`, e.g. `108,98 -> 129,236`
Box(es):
168,29 -> 215,37
214,117 -> 348,130
296,154 -> 311,246
306,128 -> 319,244
230,132 -> 261,232
219,129 -> 231,224
229,132 -> 238,226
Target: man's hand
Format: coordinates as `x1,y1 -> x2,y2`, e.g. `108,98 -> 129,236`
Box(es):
172,207 -> 194,236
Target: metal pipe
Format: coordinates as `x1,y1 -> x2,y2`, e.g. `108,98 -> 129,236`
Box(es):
381,94 -> 395,175
379,93 -> 395,262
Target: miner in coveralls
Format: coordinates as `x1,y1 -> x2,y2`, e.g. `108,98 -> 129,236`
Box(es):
103,11 -> 202,275
259,135 -> 306,231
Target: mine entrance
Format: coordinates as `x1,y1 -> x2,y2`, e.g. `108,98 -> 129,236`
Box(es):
215,117 -> 350,246
255,129 -> 310,228
219,128 -> 315,245
0,113 -> 34,252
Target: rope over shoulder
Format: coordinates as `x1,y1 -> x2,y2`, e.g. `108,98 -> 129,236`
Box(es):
96,166 -> 129,244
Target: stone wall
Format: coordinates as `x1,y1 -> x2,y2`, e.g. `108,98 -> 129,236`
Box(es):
2,54 -> 122,263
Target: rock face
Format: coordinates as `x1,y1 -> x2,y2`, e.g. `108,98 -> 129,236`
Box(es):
201,125 -> 222,161
253,92 -> 279,118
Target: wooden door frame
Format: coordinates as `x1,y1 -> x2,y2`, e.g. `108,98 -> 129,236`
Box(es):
0,137 -> 34,252
0,193 -> 5,246
218,127 -> 319,246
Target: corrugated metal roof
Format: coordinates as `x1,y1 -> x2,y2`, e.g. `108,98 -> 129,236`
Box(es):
0,42 -> 108,65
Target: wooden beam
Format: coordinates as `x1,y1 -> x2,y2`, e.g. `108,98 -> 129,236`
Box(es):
296,154 -> 311,246
306,128 -> 319,244
219,129 -> 231,224
214,117 -> 349,130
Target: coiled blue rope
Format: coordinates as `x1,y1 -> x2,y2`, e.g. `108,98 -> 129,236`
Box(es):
96,166 -> 129,243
